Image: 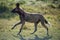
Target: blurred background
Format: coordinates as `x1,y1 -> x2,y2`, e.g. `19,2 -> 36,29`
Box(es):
0,0 -> 60,40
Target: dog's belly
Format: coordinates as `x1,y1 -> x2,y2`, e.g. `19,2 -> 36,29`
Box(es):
25,19 -> 35,23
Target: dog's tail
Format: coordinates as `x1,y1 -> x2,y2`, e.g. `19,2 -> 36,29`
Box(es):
44,19 -> 51,27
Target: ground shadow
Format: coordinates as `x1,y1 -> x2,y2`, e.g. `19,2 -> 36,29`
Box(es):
12,34 -> 26,40
12,34 -> 52,40
28,35 -> 52,40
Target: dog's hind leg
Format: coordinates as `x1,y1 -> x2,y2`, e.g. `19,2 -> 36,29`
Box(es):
41,20 -> 49,36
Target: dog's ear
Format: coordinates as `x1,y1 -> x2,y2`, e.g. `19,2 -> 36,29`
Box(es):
16,3 -> 20,7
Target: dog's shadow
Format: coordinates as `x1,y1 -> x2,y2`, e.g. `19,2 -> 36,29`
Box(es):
12,34 -> 52,40
28,35 -> 52,40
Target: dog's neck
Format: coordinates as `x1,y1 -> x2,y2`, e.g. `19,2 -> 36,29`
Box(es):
17,8 -> 25,17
